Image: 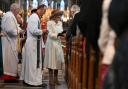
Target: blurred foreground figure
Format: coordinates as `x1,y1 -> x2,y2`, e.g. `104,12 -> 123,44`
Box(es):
98,0 -> 116,88
103,0 -> 128,89
79,0 -> 103,89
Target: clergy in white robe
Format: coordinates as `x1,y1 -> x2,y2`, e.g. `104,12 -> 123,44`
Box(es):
20,4 -> 46,86
1,3 -> 21,78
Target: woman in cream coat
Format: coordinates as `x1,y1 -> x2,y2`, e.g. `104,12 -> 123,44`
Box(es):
44,9 -> 64,86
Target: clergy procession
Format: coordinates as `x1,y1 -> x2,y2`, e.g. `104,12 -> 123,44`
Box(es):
0,2 -> 66,89
0,0 -> 128,89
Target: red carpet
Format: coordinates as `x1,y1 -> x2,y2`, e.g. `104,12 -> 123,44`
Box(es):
0,74 -> 17,80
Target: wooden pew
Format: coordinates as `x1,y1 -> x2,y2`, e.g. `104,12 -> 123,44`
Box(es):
65,35 -> 101,89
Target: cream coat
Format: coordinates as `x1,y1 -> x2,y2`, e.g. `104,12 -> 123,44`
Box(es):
43,20 -> 64,70
20,13 -> 43,85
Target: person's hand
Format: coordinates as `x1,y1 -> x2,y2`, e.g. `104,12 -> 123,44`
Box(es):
57,33 -> 64,37
42,29 -> 47,33
61,30 -> 67,34
0,31 -> 7,36
19,29 -> 24,33
60,36 -> 65,40
19,30 -> 25,35
63,33 -> 66,37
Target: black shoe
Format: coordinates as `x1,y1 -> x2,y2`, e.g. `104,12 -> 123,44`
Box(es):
4,80 -> 19,83
42,83 -> 47,87
23,81 -> 47,87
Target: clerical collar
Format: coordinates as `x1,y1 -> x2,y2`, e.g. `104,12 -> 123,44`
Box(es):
36,12 -> 41,19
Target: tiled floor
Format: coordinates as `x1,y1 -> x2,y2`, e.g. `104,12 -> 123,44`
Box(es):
0,70 -> 68,89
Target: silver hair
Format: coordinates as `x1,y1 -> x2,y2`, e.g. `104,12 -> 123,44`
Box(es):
70,4 -> 80,13
10,3 -> 20,11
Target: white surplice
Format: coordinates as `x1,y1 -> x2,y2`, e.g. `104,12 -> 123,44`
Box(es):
20,13 -> 43,86
43,20 -> 64,70
1,11 -> 21,77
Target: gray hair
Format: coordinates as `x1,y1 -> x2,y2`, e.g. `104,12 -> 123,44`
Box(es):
70,4 -> 80,13
10,3 -> 20,11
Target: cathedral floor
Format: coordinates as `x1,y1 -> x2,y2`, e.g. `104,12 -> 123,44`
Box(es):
0,70 -> 68,89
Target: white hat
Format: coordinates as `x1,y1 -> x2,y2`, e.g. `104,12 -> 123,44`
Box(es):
50,9 -> 63,19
